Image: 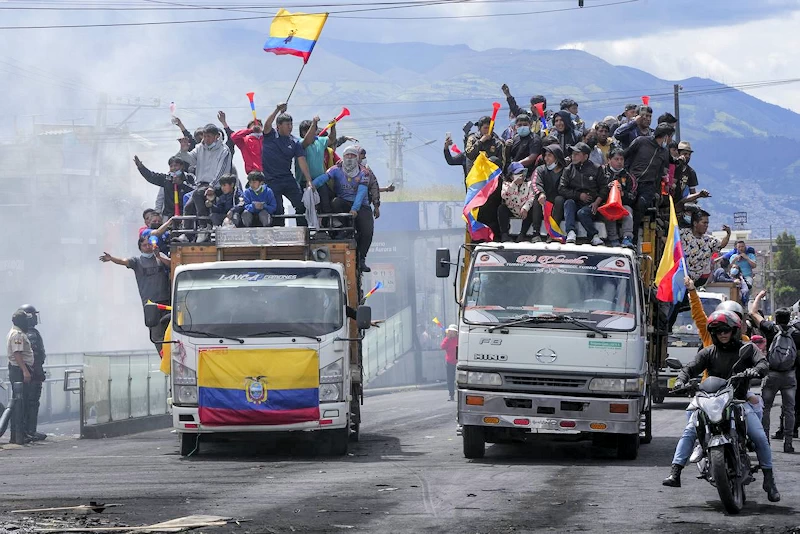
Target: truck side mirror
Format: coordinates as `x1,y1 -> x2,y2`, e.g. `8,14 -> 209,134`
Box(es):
665,357 -> 683,370
356,305 -> 372,330
435,248 -> 451,278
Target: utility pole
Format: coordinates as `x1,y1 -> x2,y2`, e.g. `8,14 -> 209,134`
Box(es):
673,84 -> 682,142
769,224 -> 775,315
377,122 -> 411,189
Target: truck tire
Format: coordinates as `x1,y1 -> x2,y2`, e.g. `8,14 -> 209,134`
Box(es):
180,433 -> 198,457
616,433 -> 639,460
462,425 -> 485,459
326,427 -> 349,456
641,395 -> 653,445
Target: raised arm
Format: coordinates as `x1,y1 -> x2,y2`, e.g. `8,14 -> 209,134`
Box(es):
98,252 -> 129,267
302,116 -> 320,148
749,290 -> 767,327
263,102 -> 287,135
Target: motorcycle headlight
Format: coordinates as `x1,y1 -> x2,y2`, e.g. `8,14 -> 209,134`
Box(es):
698,392 -> 731,423
319,383 -> 342,402
175,385 -> 198,406
320,359 -> 343,384
467,372 -> 502,386
173,360 -> 197,386
589,377 -> 643,393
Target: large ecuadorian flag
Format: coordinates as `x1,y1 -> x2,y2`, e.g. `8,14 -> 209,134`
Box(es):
263,9 -> 328,64
655,196 -> 687,304
198,348 -> 320,426
463,152 -> 502,242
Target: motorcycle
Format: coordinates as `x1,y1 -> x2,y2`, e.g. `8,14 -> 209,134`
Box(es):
667,358 -> 756,514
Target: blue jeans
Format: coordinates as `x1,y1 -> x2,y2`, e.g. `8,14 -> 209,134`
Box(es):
267,178 -> 307,226
563,199 -> 597,237
671,403 -> 772,469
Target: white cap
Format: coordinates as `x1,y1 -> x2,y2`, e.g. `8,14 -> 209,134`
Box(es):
446,324 -> 458,332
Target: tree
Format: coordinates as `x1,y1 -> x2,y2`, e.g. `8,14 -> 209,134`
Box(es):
772,231 -> 800,308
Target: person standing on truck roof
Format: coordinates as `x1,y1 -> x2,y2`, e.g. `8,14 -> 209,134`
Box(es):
262,102 -> 313,227
560,98 -> 585,139
19,304 -> 46,442
531,144 -> 567,243
681,210 -> 731,287
749,299 -> 800,454
505,114 -> 542,175
671,141 -> 709,214
551,111 -> 580,154
465,116 -> 505,175
98,236 -> 171,353
312,146 -> 373,273
441,325 -> 458,402
625,122 -> 674,236
7,309 -> 36,443
558,142 -> 604,246
613,105 -> 653,150
589,122 -> 614,166
443,133 -> 467,177
230,118 -> 264,174
298,116 -> 336,184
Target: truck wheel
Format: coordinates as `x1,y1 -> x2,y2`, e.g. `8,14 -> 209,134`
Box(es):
180,433 -> 198,457
462,425 -> 485,459
349,397 -> 361,443
616,433 -> 639,460
326,427 -> 349,456
640,404 -> 653,445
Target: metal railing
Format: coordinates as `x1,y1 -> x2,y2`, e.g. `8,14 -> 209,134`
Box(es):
362,306 -> 414,383
169,213 -> 357,244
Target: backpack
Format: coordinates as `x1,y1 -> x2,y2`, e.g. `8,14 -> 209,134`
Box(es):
767,326 -> 798,372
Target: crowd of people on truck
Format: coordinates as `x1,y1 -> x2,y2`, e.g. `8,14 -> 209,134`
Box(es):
94,102 -> 395,352
442,84 -> 797,501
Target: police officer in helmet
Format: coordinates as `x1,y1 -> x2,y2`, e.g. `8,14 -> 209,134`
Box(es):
20,304 -> 46,441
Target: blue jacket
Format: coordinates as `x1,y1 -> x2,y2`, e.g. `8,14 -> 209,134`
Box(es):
312,166 -> 369,211
243,185 -> 277,214
210,190 -> 243,215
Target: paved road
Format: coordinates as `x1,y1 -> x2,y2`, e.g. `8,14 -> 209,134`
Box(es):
1,389 -> 799,533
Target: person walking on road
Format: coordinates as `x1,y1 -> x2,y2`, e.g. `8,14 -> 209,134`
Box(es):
441,325 -> 458,401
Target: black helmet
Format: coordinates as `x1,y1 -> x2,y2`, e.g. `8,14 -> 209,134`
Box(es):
707,310 -> 741,346
715,300 -> 743,320
11,309 -> 31,329
19,304 -> 39,326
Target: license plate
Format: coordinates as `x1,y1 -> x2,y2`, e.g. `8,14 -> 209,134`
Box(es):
528,417 -> 560,430
668,377 -> 678,389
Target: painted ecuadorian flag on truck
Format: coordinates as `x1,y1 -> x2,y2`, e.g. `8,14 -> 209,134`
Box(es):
198,348 -> 320,426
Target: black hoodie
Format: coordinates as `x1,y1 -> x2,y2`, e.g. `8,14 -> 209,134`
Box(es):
553,110 -> 581,153
532,145 -> 566,201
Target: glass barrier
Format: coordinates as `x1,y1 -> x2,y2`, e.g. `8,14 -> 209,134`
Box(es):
362,306 -> 414,383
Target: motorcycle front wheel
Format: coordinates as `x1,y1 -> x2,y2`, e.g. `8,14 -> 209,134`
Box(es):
709,447 -> 744,514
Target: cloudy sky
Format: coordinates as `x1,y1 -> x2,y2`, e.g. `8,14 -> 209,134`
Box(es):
1,0 -> 798,122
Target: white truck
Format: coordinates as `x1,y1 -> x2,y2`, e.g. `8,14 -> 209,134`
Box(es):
436,242 -> 653,460
166,227 -> 371,456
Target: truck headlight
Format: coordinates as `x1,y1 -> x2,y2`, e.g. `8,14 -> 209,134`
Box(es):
588,377 -> 643,393
173,360 -> 196,386
456,369 -> 468,385
320,359 -> 343,384
319,383 -> 342,402
467,372 -> 502,386
175,385 -> 198,406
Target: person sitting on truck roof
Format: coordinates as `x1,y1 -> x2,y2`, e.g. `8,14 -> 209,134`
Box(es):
230,118 -> 264,174
505,114 -> 542,175
558,142 -> 604,246
206,174 -> 243,227
262,102 -> 312,227
134,154 -> 196,218
625,122 -> 673,236
241,172 -> 277,228
600,148 -> 636,248
98,236 -> 171,353
312,146 -> 373,273
497,162 -> 536,243
531,144 -> 566,243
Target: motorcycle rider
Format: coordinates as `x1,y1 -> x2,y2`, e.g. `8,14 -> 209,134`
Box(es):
662,310 -> 779,502
19,304 -> 46,441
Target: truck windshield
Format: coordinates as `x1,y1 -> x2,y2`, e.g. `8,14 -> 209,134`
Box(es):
173,267 -> 343,338
463,250 -> 636,331
671,296 -> 722,336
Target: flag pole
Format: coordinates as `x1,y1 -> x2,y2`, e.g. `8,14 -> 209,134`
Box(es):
286,62 -> 307,104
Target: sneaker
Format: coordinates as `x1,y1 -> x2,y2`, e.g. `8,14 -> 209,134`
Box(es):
530,235 -> 542,243
175,234 -> 189,243
448,396 -> 454,402
590,235 -> 604,246
196,232 -> 209,244
332,219 -> 344,229
621,237 -> 634,249
566,230 -> 576,244
31,432 -> 47,442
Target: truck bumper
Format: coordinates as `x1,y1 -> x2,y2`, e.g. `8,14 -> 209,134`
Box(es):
172,402 -> 349,433
458,388 -> 642,435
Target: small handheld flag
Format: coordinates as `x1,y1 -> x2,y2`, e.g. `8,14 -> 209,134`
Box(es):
488,102 -> 501,135
543,201 -> 566,242
432,317 -> 445,331
246,92 -> 257,121
318,107 -> 350,136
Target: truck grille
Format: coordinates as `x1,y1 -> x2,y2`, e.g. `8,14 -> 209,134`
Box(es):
504,375 -> 587,389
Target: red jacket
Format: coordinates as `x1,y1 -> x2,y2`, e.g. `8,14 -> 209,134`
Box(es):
230,128 -> 263,173
440,336 -> 458,365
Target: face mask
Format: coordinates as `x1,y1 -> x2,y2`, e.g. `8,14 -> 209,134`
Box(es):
661,141 -> 668,149
343,158 -> 359,178
610,164 -> 623,173
546,162 -> 557,171
255,184 -> 264,194
141,252 -> 154,258
168,170 -> 182,178
517,126 -> 531,137
250,132 -> 263,138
